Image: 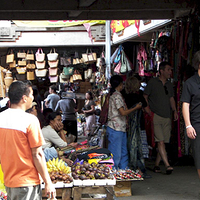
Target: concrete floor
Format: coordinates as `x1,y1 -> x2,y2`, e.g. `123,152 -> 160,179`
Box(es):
117,164 -> 200,200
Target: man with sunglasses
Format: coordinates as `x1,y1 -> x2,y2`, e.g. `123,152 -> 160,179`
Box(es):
144,61 -> 178,174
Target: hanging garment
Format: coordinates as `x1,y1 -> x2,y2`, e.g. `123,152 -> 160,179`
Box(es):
137,44 -> 147,76
127,109 -> 144,170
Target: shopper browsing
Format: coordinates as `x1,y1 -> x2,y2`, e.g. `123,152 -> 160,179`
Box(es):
106,75 -> 142,170
0,81 -> 56,199
181,51 -> 200,179
44,85 -> 60,111
144,61 -> 178,174
82,91 -> 96,136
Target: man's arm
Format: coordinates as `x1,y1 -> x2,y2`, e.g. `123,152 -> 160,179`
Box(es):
182,102 -> 196,139
32,146 -> 56,198
170,97 -> 178,121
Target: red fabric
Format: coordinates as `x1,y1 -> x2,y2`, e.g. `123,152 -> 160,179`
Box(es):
144,112 -> 155,148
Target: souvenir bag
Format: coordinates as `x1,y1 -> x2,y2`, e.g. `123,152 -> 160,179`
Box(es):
111,47 -> 119,64
26,50 -> 34,61
18,60 -> 26,66
35,48 -> 45,62
26,63 -> 36,69
63,66 -> 74,76
47,48 -> 58,61
9,60 -> 16,68
59,72 -> 69,83
17,50 -> 26,59
99,93 -> 110,125
120,50 -> 132,73
49,75 -> 58,83
60,57 -> 71,66
82,49 -> 97,63
16,67 -> 26,74
114,61 -> 121,74
90,73 -> 95,83
27,71 -> 35,80
35,69 -> 47,77
114,45 -> 123,64
72,70 -> 82,81
48,60 -> 59,68
6,49 -> 14,64
87,68 -> 92,78
35,61 -> 46,69
48,67 -> 58,76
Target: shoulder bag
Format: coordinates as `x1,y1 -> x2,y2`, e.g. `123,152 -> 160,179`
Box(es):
47,48 -> 58,61
35,48 -> 45,62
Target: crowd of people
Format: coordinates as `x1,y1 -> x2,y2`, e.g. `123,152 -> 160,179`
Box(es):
1,51 -> 200,200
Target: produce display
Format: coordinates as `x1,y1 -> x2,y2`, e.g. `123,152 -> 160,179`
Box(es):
71,161 -> 113,180
46,158 -> 72,184
113,169 -> 142,180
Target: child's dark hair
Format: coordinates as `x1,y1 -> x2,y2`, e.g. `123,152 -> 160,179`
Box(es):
110,75 -> 123,95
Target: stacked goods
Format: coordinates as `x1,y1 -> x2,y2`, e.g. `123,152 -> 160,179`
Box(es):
113,169 -> 142,180
46,158 -> 72,184
71,161 -> 112,180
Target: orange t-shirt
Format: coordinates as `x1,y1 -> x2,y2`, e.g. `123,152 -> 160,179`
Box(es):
0,108 -> 45,187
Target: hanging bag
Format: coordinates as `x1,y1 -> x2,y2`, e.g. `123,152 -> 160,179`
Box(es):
18,60 -> 26,66
6,49 -> 14,64
16,67 -> 26,74
63,66 -> 74,76
26,63 -> 36,70
47,48 -> 58,61
35,69 -> 47,77
9,60 -> 16,68
72,70 -> 82,81
120,50 -> 132,73
35,48 -> 45,62
17,50 -> 26,59
49,75 -> 58,83
26,50 -> 34,61
82,49 -> 97,64
48,60 -> 59,68
27,71 -> 35,80
114,45 -> 123,64
114,61 -> 121,74
48,67 -> 58,76
35,61 -> 46,69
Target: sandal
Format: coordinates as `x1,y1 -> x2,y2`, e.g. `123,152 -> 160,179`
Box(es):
153,166 -> 161,173
166,166 -> 173,175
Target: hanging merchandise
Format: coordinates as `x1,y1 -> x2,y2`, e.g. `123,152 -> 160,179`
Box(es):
16,67 -> 26,74
35,48 -> 45,62
60,72 -> 70,83
82,49 -> 97,64
137,43 -> 147,76
26,63 -> 36,70
47,48 -> 59,61
49,75 -> 58,83
60,57 -> 71,66
9,60 -> 16,68
35,60 -> 46,69
89,73 -> 95,83
48,60 -> 59,68
35,69 -> 47,77
17,50 -> 26,59
63,66 -> 74,76
72,70 -> 82,81
114,61 -> 121,74
120,50 -> 132,73
18,60 -> 26,66
27,71 -> 35,80
26,50 -> 35,61
6,49 -> 14,64
48,67 -> 58,76
87,68 -> 92,79
114,45 -> 123,64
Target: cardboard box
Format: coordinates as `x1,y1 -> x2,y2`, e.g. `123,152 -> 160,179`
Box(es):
114,180 -> 132,197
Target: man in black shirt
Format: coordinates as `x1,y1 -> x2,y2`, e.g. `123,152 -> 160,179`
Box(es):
181,50 -> 200,179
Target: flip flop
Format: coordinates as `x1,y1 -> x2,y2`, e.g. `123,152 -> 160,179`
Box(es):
153,166 -> 161,173
166,166 -> 173,175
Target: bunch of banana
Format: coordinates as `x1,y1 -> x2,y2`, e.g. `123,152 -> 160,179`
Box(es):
46,158 -> 71,174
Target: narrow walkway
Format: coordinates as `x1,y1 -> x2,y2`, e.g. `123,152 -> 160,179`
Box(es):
118,164 -> 199,200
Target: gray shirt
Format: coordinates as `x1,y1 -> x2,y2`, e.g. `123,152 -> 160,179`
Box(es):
42,125 -> 67,149
144,77 -> 173,118
46,93 -> 60,111
55,98 -> 76,121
